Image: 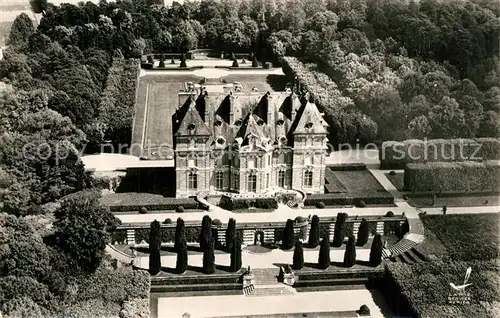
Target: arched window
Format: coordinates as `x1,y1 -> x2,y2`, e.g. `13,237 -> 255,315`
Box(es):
188,172 -> 198,189
304,171 -> 313,187
278,170 -> 286,187
215,171 -> 224,190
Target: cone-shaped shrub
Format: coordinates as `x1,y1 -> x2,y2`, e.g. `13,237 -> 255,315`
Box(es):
170,57 -> 175,64
356,218 -> 369,246
159,53 -> 165,68
230,52 -> 236,60
308,215 -> 320,248
318,236 -> 330,269
180,53 -> 187,67
174,218 -> 186,252
292,241 -> 304,270
232,58 -> 239,67
230,236 -> 242,272
249,52 -> 254,60
199,215 -> 212,250
343,236 -> 356,267
176,237 -> 188,274
332,213 -> 347,247
226,218 -> 236,252
282,219 -> 295,250
203,238 -> 215,274
147,55 -> 154,63
252,55 -> 258,67
149,220 -> 161,275
369,234 -> 383,266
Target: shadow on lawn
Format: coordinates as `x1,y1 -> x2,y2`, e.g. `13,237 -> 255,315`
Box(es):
266,74 -> 288,91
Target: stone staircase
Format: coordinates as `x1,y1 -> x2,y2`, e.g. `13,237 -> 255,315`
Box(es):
382,238 -> 417,259
387,248 -> 428,264
244,268 -> 296,297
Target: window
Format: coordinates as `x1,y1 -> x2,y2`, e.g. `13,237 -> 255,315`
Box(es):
248,174 -> 257,192
304,171 -> 313,187
268,155 -> 271,166
266,174 -> 269,188
188,172 -> 198,189
216,171 -> 224,190
304,154 -> 314,166
233,173 -> 239,189
278,153 -> 286,164
248,157 -> 256,169
188,158 -> 196,167
278,170 -> 285,187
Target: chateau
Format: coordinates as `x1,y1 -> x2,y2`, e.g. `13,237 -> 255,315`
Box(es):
173,84 -> 329,197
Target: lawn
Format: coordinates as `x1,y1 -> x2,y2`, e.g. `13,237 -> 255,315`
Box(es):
408,193 -> 499,208
385,172 -> 404,191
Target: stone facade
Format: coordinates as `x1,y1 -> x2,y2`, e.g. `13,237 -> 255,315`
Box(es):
174,85 -> 328,198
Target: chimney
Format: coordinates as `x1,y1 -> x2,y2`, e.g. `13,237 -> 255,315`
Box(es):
229,91 -> 235,125
203,90 -> 211,127
266,92 -> 272,125
290,91 -> 300,122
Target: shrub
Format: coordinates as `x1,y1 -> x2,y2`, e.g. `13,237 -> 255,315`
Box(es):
226,218 -> 236,252
176,206 -> 184,213
149,220 -> 161,275
176,238 -> 188,274
139,207 -> 147,214
332,213 -> 347,247
343,236 -> 356,268
315,201 -> 326,209
180,53 -> 187,68
356,218 -> 369,246
232,59 -> 239,67
147,55 -> 154,63
294,216 -> 306,223
369,234 -> 383,266
158,53 -> 165,68
358,305 -> 370,316
229,237 -> 242,272
163,218 -> 172,224
199,215 -> 212,250
282,219 -> 295,250
264,62 -> 272,69
241,58 -> 246,64
106,196 -> 199,212
308,215 -> 320,248
386,211 -> 395,217
389,170 -> 396,175
357,200 -> 366,208
292,241 -> 304,270
318,236 -> 330,269
174,218 -> 185,252
170,57 -> 175,64
404,161 -> 500,192
202,239 -> 215,274
252,55 -> 258,67
212,219 -> 222,227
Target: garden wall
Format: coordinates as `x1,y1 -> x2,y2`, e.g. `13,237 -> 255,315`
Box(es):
380,138 -> 500,169
404,161 -> 500,192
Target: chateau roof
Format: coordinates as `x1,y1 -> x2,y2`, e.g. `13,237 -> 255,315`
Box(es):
175,98 -> 211,136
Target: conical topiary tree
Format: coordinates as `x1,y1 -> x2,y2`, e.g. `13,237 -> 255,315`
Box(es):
176,237 -> 188,274
332,213 -> 347,247
230,52 -> 236,60
369,234 -> 383,266
308,215 -> 320,248
149,220 -> 161,275
343,236 -> 356,268
292,241 -> 304,270
230,236 -> 242,272
318,236 -> 330,269
226,218 -> 236,252
232,58 -> 239,67
159,53 -> 165,68
252,54 -> 258,67
356,218 -> 369,247
282,219 -> 295,250
180,53 -> 187,67
147,55 -> 154,64
170,57 -> 175,64
199,215 -> 212,250
174,217 -> 186,252
203,238 -> 215,274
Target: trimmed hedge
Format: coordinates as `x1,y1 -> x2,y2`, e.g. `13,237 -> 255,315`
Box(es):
108,198 -> 200,212
135,227 -> 201,244
219,196 -> 278,211
404,161 -> 500,192
380,138 -> 500,169
304,192 -> 394,206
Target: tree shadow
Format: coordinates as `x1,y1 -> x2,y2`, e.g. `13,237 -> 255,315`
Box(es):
187,245 -> 204,252
135,246 -> 150,254
160,266 -> 178,274
330,261 -> 344,268
272,262 -> 289,269
266,74 -> 288,91
160,246 -> 176,253
356,260 -> 372,267
304,262 -> 321,269
215,264 -> 231,272
303,242 -> 319,249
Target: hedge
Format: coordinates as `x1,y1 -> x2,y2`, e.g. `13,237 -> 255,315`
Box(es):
380,138 -> 500,169
135,227 -> 201,244
107,198 -> 200,212
304,192 -> 394,206
404,161 -> 500,192
219,196 -> 278,211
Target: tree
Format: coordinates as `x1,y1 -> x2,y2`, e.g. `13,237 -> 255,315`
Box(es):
202,238 -> 215,274
199,215 -> 212,250
149,220 -> 161,275
29,0 -> 49,15
174,218 -> 186,252
356,218 -> 369,246
308,215 -> 320,248
180,53 -> 187,68
232,58 -> 239,67
292,241 -> 304,270
282,219 -> 295,250
159,53 -> 165,68
225,218 -> 236,252
332,213 -> 347,247
428,96 -> 467,138
318,236 -> 330,269
252,55 -> 258,67
8,13 -> 35,46
175,237 -> 188,274
52,190 -> 120,273
343,236 -> 356,267
229,236 -> 242,272
369,234 -> 383,266
478,111 -> 500,137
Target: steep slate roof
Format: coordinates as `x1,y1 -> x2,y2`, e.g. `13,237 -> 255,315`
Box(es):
289,101 -> 328,135
175,99 -> 211,136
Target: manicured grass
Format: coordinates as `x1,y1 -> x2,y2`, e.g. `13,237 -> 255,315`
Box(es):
114,244 -> 228,257
420,213 -> 499,261
385,172 -> 404,191
408,193 -> 499,208
334,170 -> 386,193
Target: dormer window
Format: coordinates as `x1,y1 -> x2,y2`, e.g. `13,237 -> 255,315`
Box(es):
305,122 -> 313,129
187,123 -> 196,130
276,119 -> 284,125
257,119 -> 265,126
235,119 -> 242,126
216,137 -> 225,145
279,136 -> 287,146
214,120 -> 222,127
